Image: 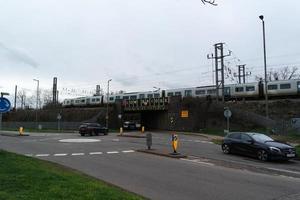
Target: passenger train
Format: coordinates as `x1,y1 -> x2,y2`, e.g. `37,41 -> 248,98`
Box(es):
62,79 -> 300,107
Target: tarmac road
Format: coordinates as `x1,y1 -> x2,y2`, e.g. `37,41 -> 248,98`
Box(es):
1,131 -> 300,200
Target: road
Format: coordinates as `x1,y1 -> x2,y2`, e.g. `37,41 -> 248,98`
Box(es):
1,131 -> 300,200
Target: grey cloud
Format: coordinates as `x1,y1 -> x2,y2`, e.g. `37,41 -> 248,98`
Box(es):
0,42 -> 38,68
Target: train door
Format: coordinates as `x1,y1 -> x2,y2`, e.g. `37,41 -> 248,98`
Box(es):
258,81 -> 264,98
297,81 -> 300,94
224,87 -> 231,99
86,98 -> 90,105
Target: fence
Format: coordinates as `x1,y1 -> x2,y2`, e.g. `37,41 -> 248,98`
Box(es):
1,122 -> 81,131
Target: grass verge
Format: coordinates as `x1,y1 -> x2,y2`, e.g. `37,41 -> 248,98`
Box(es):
0,150 -> 145,200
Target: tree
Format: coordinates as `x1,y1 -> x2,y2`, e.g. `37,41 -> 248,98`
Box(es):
201,0 -> 217,6
255,66 -> 299,81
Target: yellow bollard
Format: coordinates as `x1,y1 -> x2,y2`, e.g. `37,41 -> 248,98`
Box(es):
171,134 -> 178,154
141,126 -> 145,133
19,127 -> 24,136
120,127 -> 123,135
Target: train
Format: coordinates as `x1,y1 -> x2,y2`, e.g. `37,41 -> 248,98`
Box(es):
62,79 -> 300,107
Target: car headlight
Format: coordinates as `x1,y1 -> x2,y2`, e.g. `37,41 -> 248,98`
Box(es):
269,147 -> 281,153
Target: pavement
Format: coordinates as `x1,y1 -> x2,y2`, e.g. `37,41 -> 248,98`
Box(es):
1,130 -> 300,200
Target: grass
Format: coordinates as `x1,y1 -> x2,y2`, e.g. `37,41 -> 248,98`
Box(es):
0,150 -> 145,200
200,128 -> 225,136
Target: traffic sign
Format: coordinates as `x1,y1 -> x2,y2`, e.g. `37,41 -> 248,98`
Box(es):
0,97 -> 11,113
224,109 -> 232,118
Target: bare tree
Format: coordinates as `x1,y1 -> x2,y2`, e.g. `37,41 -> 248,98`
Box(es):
201,0 -> 217,6
17,89 -> 27,109
255,66 -> 299,81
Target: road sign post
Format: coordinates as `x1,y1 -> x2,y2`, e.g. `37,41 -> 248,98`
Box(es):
0,97 -> 11,130
224,107 -> 232,133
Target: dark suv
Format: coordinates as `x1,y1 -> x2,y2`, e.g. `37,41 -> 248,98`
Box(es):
79,123 -> 108,136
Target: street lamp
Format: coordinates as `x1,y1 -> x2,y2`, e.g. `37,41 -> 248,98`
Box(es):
106,79 -> 112,129
33,79 -> 39,129
259,15 -> 269,119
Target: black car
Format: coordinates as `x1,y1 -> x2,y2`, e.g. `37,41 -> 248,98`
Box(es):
123,121 -> 141,130
79,123 -> 108,136
222,132 -> 297,161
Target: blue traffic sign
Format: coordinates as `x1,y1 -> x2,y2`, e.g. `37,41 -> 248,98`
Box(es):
0,97 -> 11,113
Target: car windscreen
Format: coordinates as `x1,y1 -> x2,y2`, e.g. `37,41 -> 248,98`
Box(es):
251,134 -> 274,143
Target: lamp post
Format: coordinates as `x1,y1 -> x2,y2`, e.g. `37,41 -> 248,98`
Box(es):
259,15 -> 269,119
106,79 -> 112,129
33,79 -> 39,129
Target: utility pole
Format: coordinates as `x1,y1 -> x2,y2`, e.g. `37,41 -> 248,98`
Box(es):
33,79 -> 39,129
207,43 -> 231,103
259,15 -> 269,119
235,65 -> 251,84
106,79 -> 112,129
14,85 -> 17,110
53,77 -> 58,105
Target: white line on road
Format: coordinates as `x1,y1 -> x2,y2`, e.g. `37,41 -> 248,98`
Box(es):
180,158 -> 215,166
36,154 -> 50,157
54,153 -> 68,156
89,152 -> 103,155
107,151 -> 119,154
122,150 -> 135,153
71,153 -> 85,156
112,139 -> 120,142
267,167 -> 300,175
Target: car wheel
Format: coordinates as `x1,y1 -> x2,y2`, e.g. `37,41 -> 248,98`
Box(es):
222,144 -> 231,154
257,150 -> 268,161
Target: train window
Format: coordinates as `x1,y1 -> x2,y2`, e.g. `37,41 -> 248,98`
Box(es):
139,94 -> 145,99
268,85 -> 278,90
207,89 -> 216,94
167,92 -> 174,97
75,100 -> 79,103
154,93 -> 160,98
123,96 -> 129,100
92,99 -> 96,102
81,100 -> 85,103
147,94 -> 153,98
184,90 -> 192,97
130,95 -> 137,100
175,92 -> 182,96
109,97 -> 114,101
280,84 -> 291,89
96,98 -> 100,102
246,86 -> 255,91
71,100 -> 74,103
195,90 -> 205,95
235,87 -> 244,92
115,96 -> 121,100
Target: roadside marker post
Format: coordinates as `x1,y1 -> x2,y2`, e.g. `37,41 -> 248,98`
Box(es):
120,127 -> 123,135
141,126 -> 145,133
19,127 -> 24,136
171,134 -> 179,154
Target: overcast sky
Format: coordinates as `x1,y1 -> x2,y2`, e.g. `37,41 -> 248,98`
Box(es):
1,0 -> 300,101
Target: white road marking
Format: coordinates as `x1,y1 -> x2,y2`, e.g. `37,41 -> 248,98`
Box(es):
267,167 -> 300,175
59,139 -> 101,143
122,150 -> 135,153
112,139 -> 120,142
107,151 -> 119,154
71,153 -> 85,156
36,154 -> 50,157
180,158 -> 215,166
89,152 -> 103,155
54,153 -> 67,156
